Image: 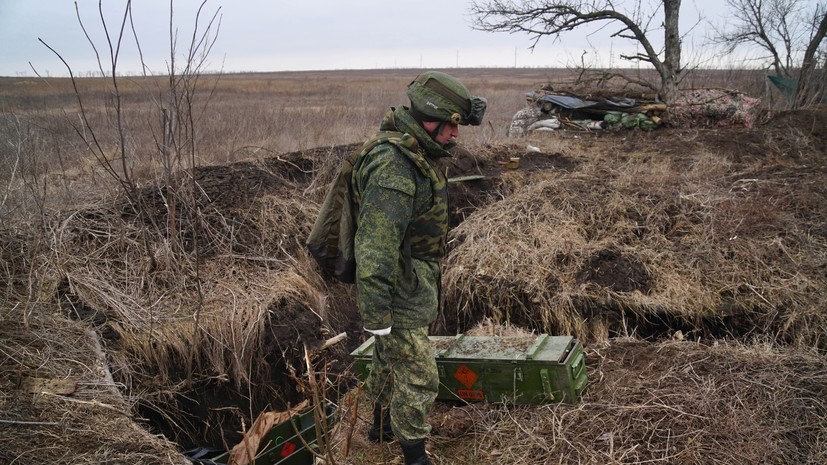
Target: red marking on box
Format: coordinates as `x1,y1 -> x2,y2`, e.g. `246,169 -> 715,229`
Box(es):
458,389 -> 485,401
454,364 -> 478,388
280,441 -> 297,457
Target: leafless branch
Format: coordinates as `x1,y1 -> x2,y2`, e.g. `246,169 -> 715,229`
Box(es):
470,0 -> 685,101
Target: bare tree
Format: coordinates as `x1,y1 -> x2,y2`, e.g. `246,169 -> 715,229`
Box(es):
40,0 -> 221,342
40,0 -> 220,246
470,0 -> 686,103
713,0 -> 826,106
795,7 -> 827,107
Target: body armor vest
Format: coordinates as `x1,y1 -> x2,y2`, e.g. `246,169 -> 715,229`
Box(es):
352,131 -> 449,263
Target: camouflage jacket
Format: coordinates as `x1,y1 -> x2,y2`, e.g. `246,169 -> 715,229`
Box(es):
352,107 -> 451,331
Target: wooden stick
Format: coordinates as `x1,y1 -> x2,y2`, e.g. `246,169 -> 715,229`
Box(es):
319,332 -> 347,351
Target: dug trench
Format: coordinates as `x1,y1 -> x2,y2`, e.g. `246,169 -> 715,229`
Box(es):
54,109 -> 827,452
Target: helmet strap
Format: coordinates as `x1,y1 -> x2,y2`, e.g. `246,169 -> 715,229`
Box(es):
409,107 -> 444,140
432,121 -> 447,140
420,120 -> 444,140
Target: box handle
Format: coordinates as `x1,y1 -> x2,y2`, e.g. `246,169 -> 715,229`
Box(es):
438,333 -> 466,358
571,352 -> 588,393
526,334 -> 549,360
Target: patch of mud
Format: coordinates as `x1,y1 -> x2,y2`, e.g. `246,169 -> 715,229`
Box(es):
576,249 -> 652,294
517,151 -> 578,171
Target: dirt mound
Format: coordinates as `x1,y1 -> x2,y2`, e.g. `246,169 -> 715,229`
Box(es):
577,249 -> 652,293
41,144 -> 357,450
442,108 -> 827,346
765,107 -> 827,154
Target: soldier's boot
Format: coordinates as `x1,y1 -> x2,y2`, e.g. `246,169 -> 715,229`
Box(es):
367,405 -> 394,443
400,439 -> 433,465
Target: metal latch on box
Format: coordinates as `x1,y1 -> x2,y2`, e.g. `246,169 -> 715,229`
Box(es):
540,369 -> 556,401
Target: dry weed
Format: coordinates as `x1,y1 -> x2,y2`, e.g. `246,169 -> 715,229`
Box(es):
0,310 -> 189,464
443,135 -> 827,347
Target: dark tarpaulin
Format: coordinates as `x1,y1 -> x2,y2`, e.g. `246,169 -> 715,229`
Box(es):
767,75 -> 798,100
537,94 -> 638,112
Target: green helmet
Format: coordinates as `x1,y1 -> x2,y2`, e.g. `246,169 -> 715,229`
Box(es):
406,71 -> 487,126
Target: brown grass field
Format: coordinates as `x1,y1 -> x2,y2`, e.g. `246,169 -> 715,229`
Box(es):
1,68 -> 825,465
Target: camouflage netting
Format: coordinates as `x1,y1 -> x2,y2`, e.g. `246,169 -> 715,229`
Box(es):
508,105 -> 545,137
667,88 -> 763,128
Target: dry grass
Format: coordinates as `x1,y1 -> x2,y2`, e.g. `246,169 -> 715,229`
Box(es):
1,68 -> 825,464
443,128 -> 827,348
0,68 -> 771,185
39,152 -> 339,447
0,310 -> 190,464
0,67 -> 773,227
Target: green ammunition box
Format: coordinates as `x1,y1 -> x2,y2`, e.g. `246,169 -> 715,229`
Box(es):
351,334 -> 587,405
210,403 -> 335,465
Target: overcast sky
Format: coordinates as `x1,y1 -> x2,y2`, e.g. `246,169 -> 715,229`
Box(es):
0,0 -> 735,77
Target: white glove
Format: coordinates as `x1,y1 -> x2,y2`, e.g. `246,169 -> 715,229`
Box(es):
365,326 -> 391,336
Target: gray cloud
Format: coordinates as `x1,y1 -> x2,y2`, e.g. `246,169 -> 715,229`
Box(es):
1,0 -> 731,77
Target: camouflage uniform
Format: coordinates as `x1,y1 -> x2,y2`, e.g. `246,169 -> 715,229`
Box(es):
352,106 -> 451,441
362,327 -> 438,440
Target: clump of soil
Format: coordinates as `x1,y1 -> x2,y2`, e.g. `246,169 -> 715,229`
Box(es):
577,249 -> 652,293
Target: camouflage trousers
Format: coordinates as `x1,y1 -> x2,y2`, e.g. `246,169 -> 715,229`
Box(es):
363,326 -> 439,441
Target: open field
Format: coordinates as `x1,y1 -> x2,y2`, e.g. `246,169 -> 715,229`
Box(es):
0,67 -> 769,188
1,68 -> 825,464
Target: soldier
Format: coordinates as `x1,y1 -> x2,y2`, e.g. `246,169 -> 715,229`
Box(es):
352,71 -> 486,465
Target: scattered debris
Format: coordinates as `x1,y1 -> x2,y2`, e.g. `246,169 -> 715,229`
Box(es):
226,401 -> 310,465
509,87 -> 665,136
509,85 -> 762,136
